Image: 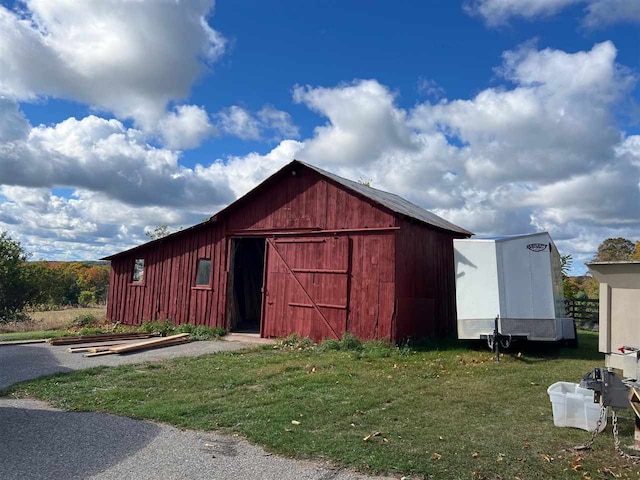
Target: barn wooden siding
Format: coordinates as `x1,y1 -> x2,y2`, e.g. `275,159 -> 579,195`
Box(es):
107,170 -> 398,338
107,224 -> 228,328
394,218 -> 463,340
106,163 -> 467,342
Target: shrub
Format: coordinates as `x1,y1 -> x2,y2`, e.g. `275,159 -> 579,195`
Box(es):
142,322 -> 227,340
318,338 -> 341,352
190,325 -> 227,341
277,333 -> 315,350
78,291 -> 96,307
139,320 -> 176,336
339,332 -> 362,351
69,313 -> 99,328
176,323 -> 195,334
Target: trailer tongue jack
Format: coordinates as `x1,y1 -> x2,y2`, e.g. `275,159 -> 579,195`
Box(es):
579,368 -> 640,458
485,316 -> 515,363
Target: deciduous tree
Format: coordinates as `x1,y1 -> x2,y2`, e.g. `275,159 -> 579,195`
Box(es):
593,237 -> 634,262
0,232 -> 30,322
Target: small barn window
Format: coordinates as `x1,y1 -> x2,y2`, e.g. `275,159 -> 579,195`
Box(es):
133,258 -> 145,283
195,259 -> 212,286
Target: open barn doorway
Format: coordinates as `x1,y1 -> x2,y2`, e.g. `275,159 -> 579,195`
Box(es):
227,238 -> 266,333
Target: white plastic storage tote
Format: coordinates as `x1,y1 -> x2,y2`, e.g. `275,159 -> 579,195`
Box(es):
547,381 -> 607,432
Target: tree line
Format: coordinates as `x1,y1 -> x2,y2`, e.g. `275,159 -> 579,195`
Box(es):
0,231 -> 109,322
562,237 -> 639,300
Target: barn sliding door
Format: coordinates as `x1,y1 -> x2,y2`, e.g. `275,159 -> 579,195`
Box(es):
262,236 -> 350,340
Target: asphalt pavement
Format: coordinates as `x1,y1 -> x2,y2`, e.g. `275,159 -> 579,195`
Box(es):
0,398 -> 390,480
0,339 -> 248,390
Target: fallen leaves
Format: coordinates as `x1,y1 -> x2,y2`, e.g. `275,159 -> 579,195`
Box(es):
601,467 -> 619,478
363,431 -> 388,443
431,452 -> 442,460
540,453 -> 553,463
571,456 -> 583,471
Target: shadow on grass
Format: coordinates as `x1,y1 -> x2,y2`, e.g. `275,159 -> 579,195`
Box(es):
407,330 -> 602,362
511,330 -> 602,362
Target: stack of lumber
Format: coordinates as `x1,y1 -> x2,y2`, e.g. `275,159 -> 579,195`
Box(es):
67,343 -> 128,353
49,332 -> 160,346
83,333 -> 190,357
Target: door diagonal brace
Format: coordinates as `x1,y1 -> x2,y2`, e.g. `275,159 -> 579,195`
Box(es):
266,238 -> 340,340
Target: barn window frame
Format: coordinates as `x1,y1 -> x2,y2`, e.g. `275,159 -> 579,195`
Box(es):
193,258 -> 212,289
131,258 -> 145,284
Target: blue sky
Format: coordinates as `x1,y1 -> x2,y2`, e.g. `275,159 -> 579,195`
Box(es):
0,0 -> 639,274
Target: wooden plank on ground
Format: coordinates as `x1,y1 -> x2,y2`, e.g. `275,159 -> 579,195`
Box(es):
83,350 -> 117,357
49,332 -> 160,346
108,334 -> 190,354
87,344 -> 128,353
67,343 -> 130,353
0,339 -> 50,346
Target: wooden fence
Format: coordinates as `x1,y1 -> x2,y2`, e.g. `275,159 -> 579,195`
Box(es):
564,299 -> 599,324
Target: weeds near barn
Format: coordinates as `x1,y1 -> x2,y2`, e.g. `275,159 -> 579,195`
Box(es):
5,331 -> 640,479
139,320 -> 227,340
0,309 -> 227,342
0,306 -> 108,341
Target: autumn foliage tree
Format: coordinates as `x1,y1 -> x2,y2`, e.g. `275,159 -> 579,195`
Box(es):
593,237 -> 635,262
27,262 -> 110,307
0,232 -> 31,322
0,231 -> 111,320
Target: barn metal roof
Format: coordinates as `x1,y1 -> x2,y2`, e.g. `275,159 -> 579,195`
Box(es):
297,161 -> 472,235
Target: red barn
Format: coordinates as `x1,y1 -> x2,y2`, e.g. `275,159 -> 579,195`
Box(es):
103,160 -> 472,342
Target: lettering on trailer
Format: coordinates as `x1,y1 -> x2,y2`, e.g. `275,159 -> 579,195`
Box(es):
526,243 -> 548,252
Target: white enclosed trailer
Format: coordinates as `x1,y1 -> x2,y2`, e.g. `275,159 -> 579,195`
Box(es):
454,232 -> 576,342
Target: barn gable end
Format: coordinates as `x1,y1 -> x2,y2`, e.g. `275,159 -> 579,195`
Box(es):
104,160 -> 471,342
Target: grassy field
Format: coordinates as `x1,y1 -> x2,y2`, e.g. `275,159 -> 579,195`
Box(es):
4,332 -> 639,479
0,306 -> 107,341
0,310 -> 225,342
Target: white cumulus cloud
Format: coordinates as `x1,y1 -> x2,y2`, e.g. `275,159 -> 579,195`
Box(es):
0,0 -> 225,130
1,39 -> 638,270
465,0 -> 640,28
158,105 -> 217,150
0,113 -> 235,208
216,105 -> 299,141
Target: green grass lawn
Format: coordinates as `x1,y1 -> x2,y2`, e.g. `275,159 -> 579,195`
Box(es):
4,331 -> 639,479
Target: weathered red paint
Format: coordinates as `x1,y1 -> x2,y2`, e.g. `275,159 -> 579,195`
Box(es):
105,161 -> 469,342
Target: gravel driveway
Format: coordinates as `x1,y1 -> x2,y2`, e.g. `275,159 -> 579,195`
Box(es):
0,339 -> 394,480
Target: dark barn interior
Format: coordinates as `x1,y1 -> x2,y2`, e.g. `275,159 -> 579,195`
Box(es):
229,238 -> 266,332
